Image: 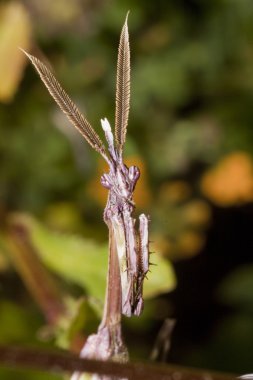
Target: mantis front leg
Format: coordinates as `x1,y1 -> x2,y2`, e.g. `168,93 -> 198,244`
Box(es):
118,211 -> 150,316
110,213 -> 133,317
134,213 -> 150,316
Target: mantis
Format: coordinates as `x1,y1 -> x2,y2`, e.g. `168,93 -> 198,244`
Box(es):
22,12 -> 150,379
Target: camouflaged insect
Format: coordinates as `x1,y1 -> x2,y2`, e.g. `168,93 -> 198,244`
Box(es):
22,13 -> 150,318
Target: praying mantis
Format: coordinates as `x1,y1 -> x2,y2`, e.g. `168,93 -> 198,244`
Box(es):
22,12 -> 150,379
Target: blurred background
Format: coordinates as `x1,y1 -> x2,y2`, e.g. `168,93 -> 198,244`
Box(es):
1,0 -> 253,378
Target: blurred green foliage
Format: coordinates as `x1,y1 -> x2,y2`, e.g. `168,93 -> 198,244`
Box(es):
1,0 -> 253,377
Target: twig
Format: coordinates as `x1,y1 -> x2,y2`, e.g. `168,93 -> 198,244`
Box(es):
0,345 -> 237,380
6,222 -> 65,325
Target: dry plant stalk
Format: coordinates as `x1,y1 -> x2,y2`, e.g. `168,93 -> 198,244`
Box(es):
22,13 -> 150,380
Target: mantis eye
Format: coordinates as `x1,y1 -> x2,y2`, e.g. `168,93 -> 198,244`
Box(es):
129,166 -> 140,183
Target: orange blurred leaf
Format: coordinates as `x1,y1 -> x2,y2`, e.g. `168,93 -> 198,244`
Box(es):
177,230 -> 206,257
201,152 -> 253,206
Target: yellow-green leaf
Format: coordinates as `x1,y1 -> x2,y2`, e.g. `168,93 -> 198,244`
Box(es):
10,213 -> 108,301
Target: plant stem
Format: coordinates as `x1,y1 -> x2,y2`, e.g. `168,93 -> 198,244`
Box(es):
0,345 -> 237,380
6,222 -> 65,325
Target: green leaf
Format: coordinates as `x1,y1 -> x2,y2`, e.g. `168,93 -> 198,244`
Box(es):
55,297 -> 100,350
0,300 -> 39,343
10,213 -> 108,301
0,368 -> 61,380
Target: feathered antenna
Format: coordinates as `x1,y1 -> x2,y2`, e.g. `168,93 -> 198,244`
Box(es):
114,12 -> 130,158
21,49 -> 110,163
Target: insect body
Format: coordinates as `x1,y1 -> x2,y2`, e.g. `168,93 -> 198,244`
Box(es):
22,13 -> 150,318
101,117 -> 149,316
